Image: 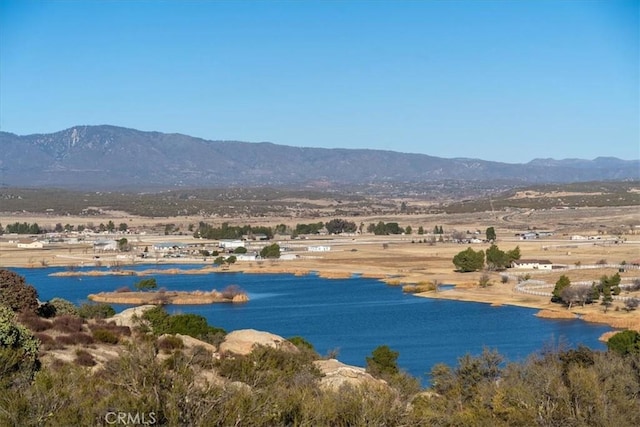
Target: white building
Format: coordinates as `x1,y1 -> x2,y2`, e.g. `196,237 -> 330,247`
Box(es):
219,239 -> 245,250
17,239 -> 45,249
511,259 -> 553,270
93,239 -> 118,252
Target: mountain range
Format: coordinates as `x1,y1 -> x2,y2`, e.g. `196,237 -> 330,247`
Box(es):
1,125 -> 638,190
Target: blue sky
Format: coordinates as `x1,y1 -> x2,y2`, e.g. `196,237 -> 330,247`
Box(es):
1,0 -> 638,163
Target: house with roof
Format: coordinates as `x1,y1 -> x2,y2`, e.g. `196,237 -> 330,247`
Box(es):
93,239 -> 118,252
17,239 -> 45,249
511,259 -> 553,270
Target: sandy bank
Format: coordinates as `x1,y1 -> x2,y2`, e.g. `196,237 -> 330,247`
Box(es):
88,290 -> 249,305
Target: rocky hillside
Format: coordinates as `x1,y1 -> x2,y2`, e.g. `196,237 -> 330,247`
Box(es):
1,125 -> 637,189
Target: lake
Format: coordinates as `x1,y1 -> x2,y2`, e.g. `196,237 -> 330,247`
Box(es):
11,265 -> 612,383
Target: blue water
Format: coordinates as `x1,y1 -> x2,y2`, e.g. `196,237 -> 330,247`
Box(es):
10,265 -> 611,383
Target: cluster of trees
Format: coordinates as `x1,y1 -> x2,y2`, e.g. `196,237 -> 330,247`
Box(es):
260,243 -> 281,259
294,222 -> 325,235
213,255 -> 237,266
453,245 -> 521,272
552,273 -> 638,311
194,222 -> 274,240
324,219 -> 357,234
2,222 -> 41,234
0,221 -> 135,235
367,221 -> 405,235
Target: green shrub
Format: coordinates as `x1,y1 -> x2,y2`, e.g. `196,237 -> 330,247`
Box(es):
142,306 -> 225,344
78,303 -> 115,319
288,336 -> 316,352
92,329 -> 119,344
0,305 -> 40,388
48,298 -> 79,316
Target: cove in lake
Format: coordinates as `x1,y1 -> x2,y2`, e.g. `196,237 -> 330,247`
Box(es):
13,265 -> 611,383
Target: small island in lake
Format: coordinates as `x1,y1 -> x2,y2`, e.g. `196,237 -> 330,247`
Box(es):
88,287 -> 249,305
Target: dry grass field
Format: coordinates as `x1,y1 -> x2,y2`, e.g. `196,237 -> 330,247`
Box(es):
1,204 -> 639,332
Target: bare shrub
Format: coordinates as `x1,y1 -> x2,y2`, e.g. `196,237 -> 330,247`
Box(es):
74,349 -> 96,367
501,275 -> 509,284
34,332 -> 62,350
624,298 -> 639,312
18,312 -> 52,332
478,273 -> 491,288
191,345 -> 215,369
221,285 -> 244,299
157,335 -> 184,353
55,332 -> 94,346
89,320 -> 131,337
52,315 -> 84,333
114,286 -> 131,293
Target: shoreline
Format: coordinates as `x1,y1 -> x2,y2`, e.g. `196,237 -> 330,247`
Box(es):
19,262 -> 640,333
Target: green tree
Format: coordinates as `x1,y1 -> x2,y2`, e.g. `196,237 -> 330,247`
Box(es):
552,275 -> 571,302
485,244 -> 509,271
118,223 -> 128,232
0,270 -> 39,313
607,330 -> 640,356
260,243 -> 281,259
417,226 -> 424,235
366,345 -> 399,377
106,220 -> 115,232
135,278 -> 158,291
506,245 -> 521,262
452,247 -> 485,272
405,225 -> 412,235
485,227 -> 496,241
117,237 -> 129,252
233,246 -> 247,254
295,222 -> 324,235
325,218 -> 357,234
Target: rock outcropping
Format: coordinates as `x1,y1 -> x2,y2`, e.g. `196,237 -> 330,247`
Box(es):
219,329 -> 299,356
313,359 -> 387,390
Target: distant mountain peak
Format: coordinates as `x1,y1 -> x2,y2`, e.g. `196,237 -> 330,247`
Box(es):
0,126 -> 638,190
